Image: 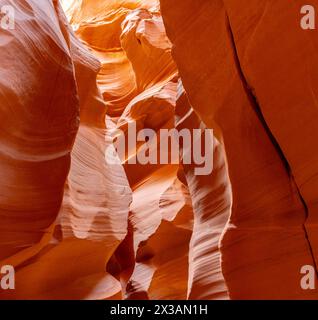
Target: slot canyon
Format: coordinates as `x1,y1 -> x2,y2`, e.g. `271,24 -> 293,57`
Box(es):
0,0 -> 318,300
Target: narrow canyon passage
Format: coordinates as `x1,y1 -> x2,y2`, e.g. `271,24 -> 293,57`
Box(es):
0,0 -> 317,300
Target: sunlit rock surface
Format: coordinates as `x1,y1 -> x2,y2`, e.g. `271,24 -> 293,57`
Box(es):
160,0 -> 318,299
0,0 -> 317,300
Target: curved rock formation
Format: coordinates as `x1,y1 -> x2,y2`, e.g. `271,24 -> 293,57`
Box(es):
160,0 -> 318,299
0,0 -> 79,287
0,0 -> 132,299
1,0 -> 317,300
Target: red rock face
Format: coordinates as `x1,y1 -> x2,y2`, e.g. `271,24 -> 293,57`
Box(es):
0,0 -> 317,300
0,0 -> 79,286
160,0 -> 318,299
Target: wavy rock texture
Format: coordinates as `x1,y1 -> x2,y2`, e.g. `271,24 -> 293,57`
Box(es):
1,0 -> 317,300
160,0 -> 318,299
60,0 -> 232,300
0,0 -> 132,299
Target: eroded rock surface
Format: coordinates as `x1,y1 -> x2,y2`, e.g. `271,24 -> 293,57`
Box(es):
160,0 -> 318,299
1,0 -> 317,300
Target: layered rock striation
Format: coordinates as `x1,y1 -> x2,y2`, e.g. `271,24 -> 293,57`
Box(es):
0,0 -> 317,300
